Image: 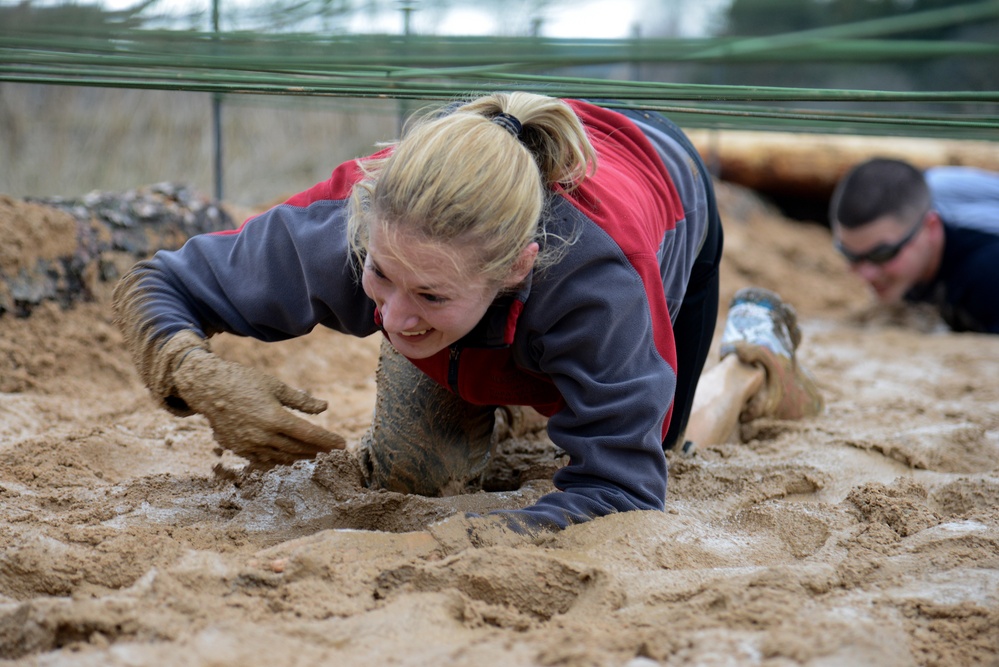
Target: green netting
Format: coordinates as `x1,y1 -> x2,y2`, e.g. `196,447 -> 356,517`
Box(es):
1,0 -> 997,140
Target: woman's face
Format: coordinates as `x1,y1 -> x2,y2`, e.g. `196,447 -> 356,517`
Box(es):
361,221 -> 502,359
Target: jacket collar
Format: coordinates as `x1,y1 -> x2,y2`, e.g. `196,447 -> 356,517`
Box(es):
459,270 -> 533,348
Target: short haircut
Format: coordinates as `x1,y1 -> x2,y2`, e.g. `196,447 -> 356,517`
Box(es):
829,157 -> 931,229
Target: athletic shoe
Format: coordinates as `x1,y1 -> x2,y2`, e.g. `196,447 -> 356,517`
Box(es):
720,287 -> 824,421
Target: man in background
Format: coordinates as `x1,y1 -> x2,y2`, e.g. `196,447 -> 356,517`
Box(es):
828,157 -> 999,334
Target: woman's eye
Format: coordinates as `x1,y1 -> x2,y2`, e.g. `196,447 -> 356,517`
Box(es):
420,293 -> 447,304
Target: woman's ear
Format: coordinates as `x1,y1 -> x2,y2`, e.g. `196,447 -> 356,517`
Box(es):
504,242 -> 539,289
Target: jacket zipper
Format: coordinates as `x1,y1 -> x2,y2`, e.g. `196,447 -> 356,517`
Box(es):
447,346 -> 461,393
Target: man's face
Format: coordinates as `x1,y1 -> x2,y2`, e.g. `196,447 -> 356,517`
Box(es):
834,212 -> 933,304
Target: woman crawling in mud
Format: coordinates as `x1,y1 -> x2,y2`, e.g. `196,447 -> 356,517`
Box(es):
112,91 -> 821,536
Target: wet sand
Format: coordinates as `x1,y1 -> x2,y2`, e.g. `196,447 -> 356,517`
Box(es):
1,182 -> 997,666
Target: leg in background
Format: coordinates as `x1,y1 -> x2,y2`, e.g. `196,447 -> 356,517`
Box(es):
685,287 -> 825,450
684,354 -> 765,447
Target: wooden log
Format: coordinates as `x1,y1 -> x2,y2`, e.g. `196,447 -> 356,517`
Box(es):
688,130 -> 999,211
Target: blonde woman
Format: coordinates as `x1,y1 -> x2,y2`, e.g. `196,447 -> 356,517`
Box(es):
113,93 -> 820,534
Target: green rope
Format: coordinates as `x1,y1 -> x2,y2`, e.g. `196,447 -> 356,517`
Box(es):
1,0 -> 997,140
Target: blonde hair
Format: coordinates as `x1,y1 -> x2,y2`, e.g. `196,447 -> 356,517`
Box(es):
347,92 -> 597,286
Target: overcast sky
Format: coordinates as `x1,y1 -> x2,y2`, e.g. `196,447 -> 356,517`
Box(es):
386,0 -> 730,38
87,0 -> 730,38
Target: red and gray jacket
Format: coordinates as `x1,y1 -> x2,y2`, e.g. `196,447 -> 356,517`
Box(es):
134,100 -> 712,530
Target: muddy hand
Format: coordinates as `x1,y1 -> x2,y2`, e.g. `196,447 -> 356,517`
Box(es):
173,348 -> 346,467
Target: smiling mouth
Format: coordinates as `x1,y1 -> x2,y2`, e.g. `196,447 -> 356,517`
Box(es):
399,329 -> 429,337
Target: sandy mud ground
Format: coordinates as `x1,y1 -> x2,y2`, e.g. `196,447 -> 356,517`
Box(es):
1,182 -> 997,666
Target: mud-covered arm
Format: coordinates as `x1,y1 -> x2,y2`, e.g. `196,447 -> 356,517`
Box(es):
109,322 -> 346,467
111,191 -> 376,467
116,197 -> 375,340
112,195 -> 377,405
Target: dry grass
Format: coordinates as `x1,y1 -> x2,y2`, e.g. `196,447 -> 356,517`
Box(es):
0,83 -> 401,208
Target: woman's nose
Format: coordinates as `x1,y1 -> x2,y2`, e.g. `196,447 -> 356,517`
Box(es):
380,292 -> 421,331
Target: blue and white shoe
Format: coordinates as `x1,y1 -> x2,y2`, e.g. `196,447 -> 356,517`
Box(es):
720,287 -> 823,421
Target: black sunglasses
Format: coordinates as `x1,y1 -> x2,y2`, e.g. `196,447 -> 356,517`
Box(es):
834,217 -> 924,265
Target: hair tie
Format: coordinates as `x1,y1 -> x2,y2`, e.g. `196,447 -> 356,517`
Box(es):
492,112 -> 523,138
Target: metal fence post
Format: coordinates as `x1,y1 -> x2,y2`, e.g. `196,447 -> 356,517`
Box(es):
212,0 -> 224,202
